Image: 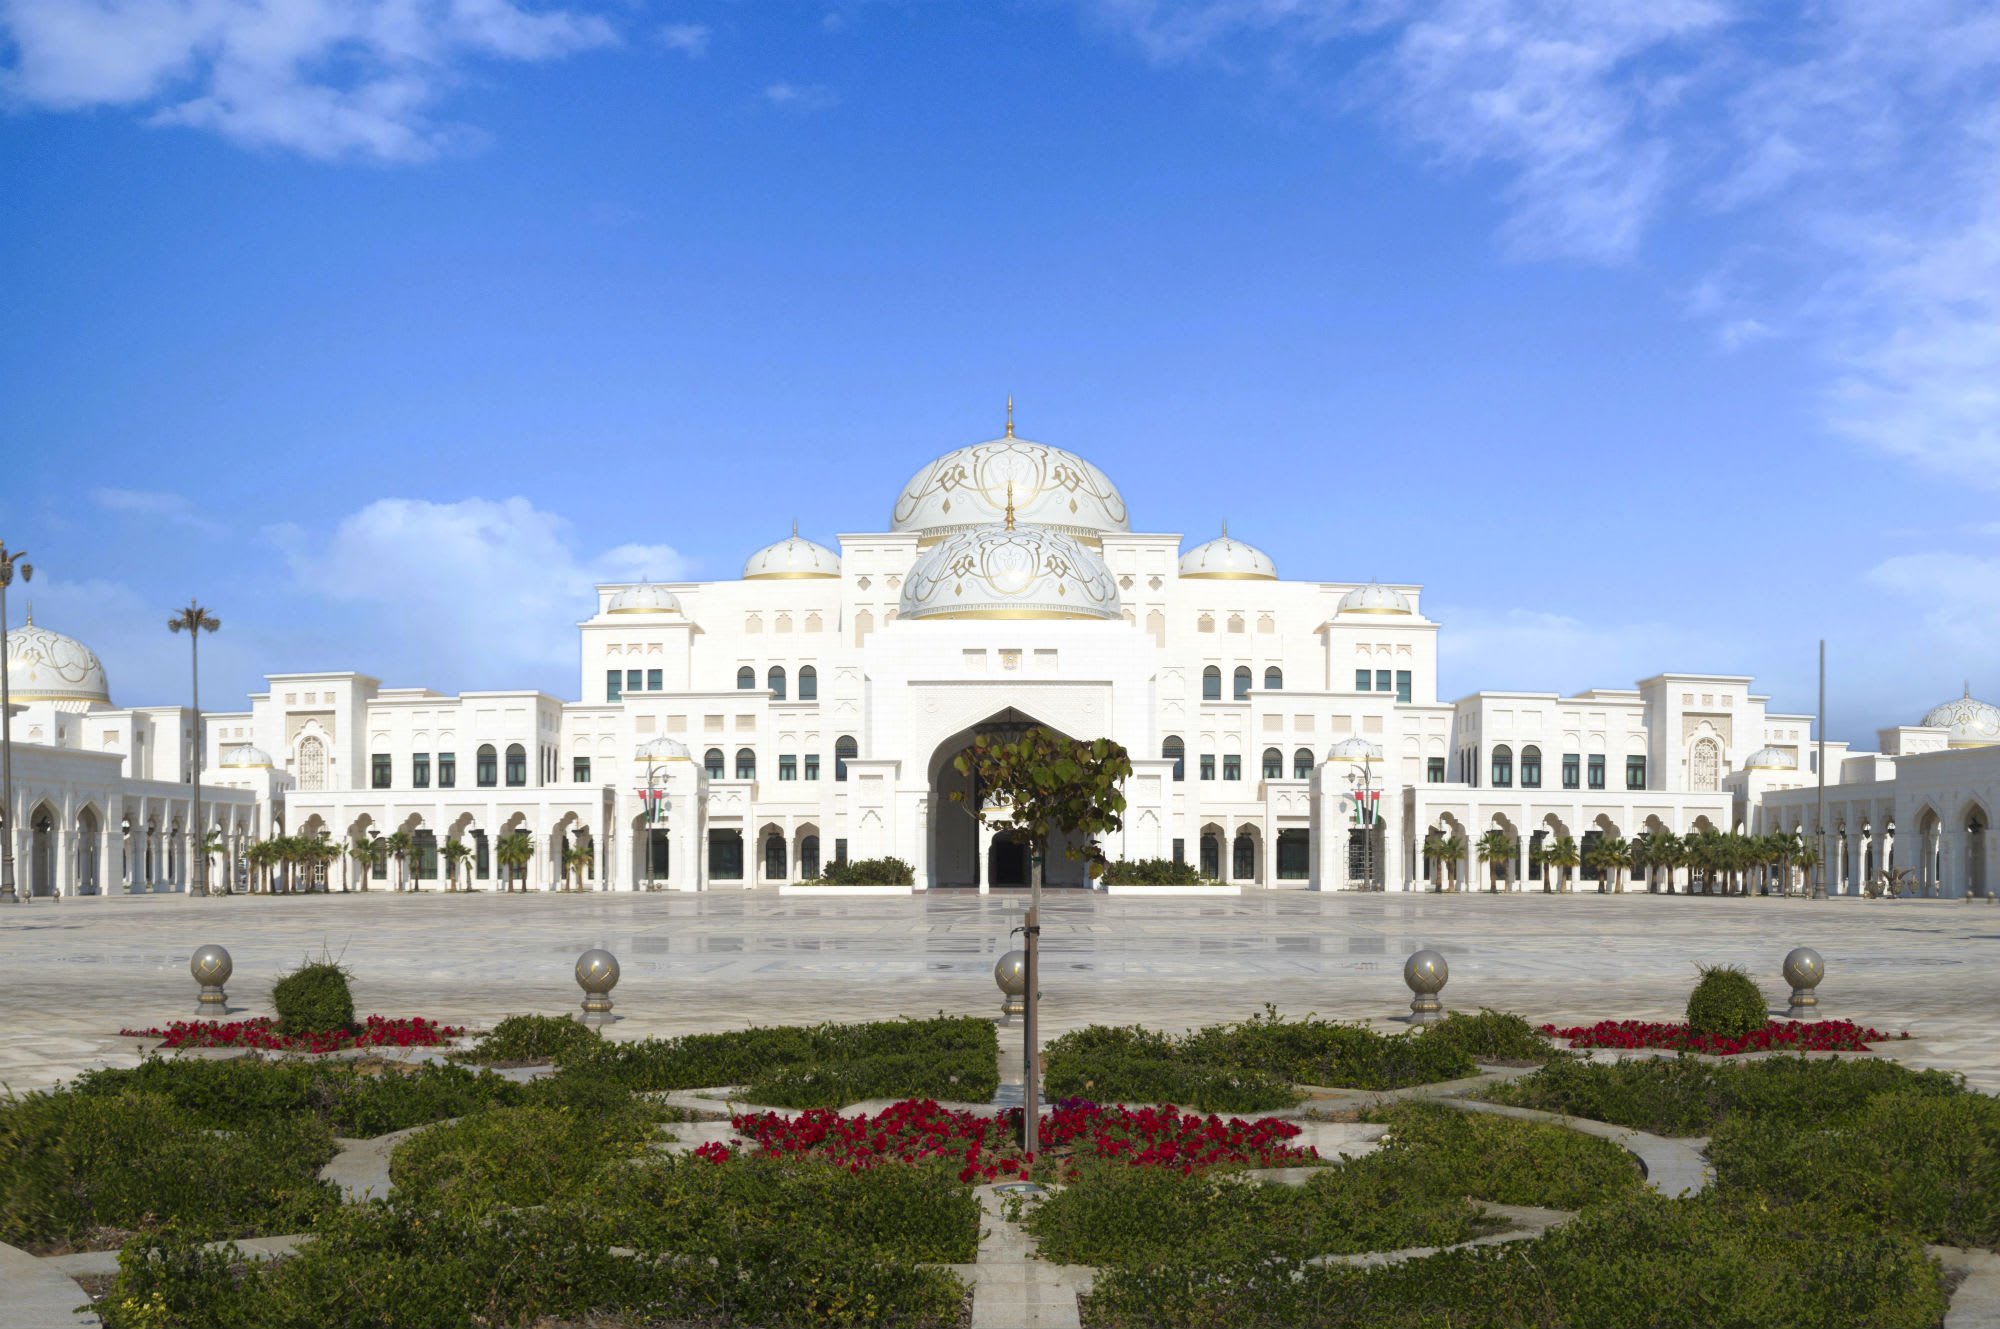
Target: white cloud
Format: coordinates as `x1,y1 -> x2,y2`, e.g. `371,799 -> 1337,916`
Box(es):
91,486 -> 223,534
0,0 -> 618,161
764,80 -> 837,110
1431,603 -> 1722,698
659,21 -> 708,56
10,574 -> 269,708
1865,551 -> 2000,654
271,497 -> 693,680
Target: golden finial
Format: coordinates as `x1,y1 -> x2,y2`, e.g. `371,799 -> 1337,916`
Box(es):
23,601 -> 30,626
1005,481 -> 1015,531
1222,520 -> 1228,539
1005,395 -> 1014,438
792,519 -> 798,538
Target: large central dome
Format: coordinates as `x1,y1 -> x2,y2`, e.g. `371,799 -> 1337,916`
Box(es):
899,522 -> 1122,621
5,615 -> 111,710
891,435 -> 1129,544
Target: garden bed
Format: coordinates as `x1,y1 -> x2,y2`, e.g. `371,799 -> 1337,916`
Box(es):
121,1015 -> 464,1053
1541,1017 -> 1902,1055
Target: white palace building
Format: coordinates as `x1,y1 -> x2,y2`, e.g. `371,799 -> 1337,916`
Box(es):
7,425 -> 1999,899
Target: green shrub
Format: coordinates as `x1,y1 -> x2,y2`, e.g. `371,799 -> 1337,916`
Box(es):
455,1012 -> 600,1065
1685,963 -> 1768,1039
1078,1192 -> 1947,1328
271,957 -> 355,1034
388,1103 -> 664,1211
1484,1054 -> 1968,1138
1102,857 -> 1206,885
819,856 -> 916,885
1418,1009 -> 1559,1064
746,1050 -> 999,1108
0,1089 -> 336,1248
1358,1102 -> 1644,1211
1045,1048 -> 1300,1114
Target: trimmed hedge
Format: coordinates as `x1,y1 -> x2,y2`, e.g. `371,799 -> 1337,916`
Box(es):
1685,964 -> 1768,1039
455,1012 -> 600,1065
1418,1009 -> 1559,1064
747,1050 -> 1000,1109
1102,857 -> 1207,885
820,856 -> 916,885
271,958 -> 354,1034
388,1103 -> 666,1211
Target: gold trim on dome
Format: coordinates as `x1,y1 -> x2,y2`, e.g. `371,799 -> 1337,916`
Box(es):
909,608 -> 1117,620
607,605 -> 679,614
1340,606 -> 1412,615
1181,571 -> 1278,580
742,570 -> 841,580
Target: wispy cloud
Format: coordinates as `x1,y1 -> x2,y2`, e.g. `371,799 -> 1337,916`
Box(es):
1432,603 -> 1725,700
764,80 -> 837,110
660,22 -> 709,56
270,496 -> 693,682
0,0 -> 619,161
1864,551 -> 2000,655
92,487 -> 223,535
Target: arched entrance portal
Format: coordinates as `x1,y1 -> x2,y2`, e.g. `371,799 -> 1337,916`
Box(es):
929,708 -> 1096,890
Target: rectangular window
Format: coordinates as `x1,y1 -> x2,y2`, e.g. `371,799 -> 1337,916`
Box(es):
606,669 -> 622,702
1427,757 -> 1445,783
412,753 -> 430,788
627,670 -> 642,694
779,754 -> 797,780
371,754 -> 391,789
647,669 -> 662,691
1355,669 -> 1372,692
708,829 -> 743,881
1491,752 -> 1512,787
573,756 -> 591,782
437,752 -> 456,788
1562,754 -> 1580,789
1276,829 -> 1310,880
1223,754 -> 1242,781
1396,671 -> 1411,704
1376,669 -> 1392,694
1172,837 -> 1186,865
473,830 -> 488,879
834,838 -> 849,865
1200,754 -> 1216,781
1588,755 -> 1606,789
1521,751 -> 1541,788
804,753 -> 820,780
1626,755 -> 1647,790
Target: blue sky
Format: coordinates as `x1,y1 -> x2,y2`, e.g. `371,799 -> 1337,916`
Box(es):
3,0 -> 1998,743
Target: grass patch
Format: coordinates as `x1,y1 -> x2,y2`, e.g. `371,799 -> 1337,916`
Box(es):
389,1103 -> 669,1211
456,1013 -> 601,1065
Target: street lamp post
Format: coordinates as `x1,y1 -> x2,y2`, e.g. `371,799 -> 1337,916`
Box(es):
1330,737 -> 1385,890
168,600 -> 220,897
635,739 -> 678,890
0,541 -> 30,905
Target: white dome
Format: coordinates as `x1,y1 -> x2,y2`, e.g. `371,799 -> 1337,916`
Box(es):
899,521 -> 1122,621
891,434 -> 1129,544
1920,688 -> 2000,747
1742,746 -> 1797,771
1328,737 -> 1384,763
1337,583 -> 1412,616
635,736 -> 692,762
221,744 -> 274,769
1179,527 -> 1276,580
604,583 -> 682,616
743,530 -> 839,580
4,614 -> 110,708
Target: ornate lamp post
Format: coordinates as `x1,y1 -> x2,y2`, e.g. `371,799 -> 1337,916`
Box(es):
635,737 -> 681,890
1330,737 -> 1385,890
0,541 -> 29,905
168,600 -> 219,897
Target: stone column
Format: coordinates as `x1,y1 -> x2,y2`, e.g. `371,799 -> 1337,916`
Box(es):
976,821 -> 994,896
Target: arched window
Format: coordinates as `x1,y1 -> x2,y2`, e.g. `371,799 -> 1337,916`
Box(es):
1294,747 -> 1314,779
1520,745 -> 1542,789
764,832 -> 786,880
1162,736 -> 1185,782
1202,666 -> 1221,701
835,736 -> 857,781
1490,743 -> 1512,789
704,748 -> 724,779
504,743 -> 527,787
1690,738 -> 1720,792
737,666 -> 755,690
1233,666 -> 1252,700
1200,833 -> 1221,879
1262,747 -> 1283,779
736,747 -> 757,780
799,665 -> 818,701
476,744 -> 498,788
1265,667 -> 1283,691
800,835 -> 821,879
1233,832 -> 1256,880
768,666 -> 786,700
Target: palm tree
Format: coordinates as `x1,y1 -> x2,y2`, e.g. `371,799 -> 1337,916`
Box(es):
1545,835 -> 1580,895
1651,831 -> 1685,894
199,830 -> 228,894
495,831 -> 535,892
1585,836 -> 1631,893
441,837 -> 472,893
563,841 -> 594,892
384,830 -> 414,892
1794,837 -> 1822,896
1476,830 -> 1515,893
1421,830 -> 1452,893
1438,834 -> 1467,891
347,837 -> 375,892
1529,838 -> 1551,893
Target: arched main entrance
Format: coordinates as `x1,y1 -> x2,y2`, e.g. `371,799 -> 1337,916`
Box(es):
928,708 -> 1096,890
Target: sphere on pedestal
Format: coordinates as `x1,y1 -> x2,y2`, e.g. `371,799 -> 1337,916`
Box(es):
1404,949 -> 1448,1024
994,949 -> 1027,1017
191,944 -> 232,1013
576,949 -> 620,1024
1782,946 -> 1824,1019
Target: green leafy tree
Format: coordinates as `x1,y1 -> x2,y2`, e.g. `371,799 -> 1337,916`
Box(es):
950,727 -> 1134,888
384,830 -> 414,892
1586,836 -> 1632,894
562,841 -> 594,892
1421,830 -> 1453,893
346,837 -> 376,893
495,831 -> 535,892
1794,836 -> 1822,896
441,837 -> 472,893
1545,835 -> 1580,895
1476,829 -> 1515,893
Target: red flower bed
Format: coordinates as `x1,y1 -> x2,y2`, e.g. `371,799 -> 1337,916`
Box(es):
715,1097 -> 1316,1183
1540,1018 -> 1905,1056
120,1016 -> 464,1054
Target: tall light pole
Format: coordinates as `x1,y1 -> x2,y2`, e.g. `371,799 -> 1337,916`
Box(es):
635,738 -> 677,890
1814,639 -> 1827,899
168,600 -> 220,897
0,542 -> 30,905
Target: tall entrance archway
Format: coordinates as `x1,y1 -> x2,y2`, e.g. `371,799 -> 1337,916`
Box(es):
928,707 -> 1095,890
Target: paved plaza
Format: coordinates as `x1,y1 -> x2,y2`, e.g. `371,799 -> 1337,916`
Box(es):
5,889 -> 2000,1095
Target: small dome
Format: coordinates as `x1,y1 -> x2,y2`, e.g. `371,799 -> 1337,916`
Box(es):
900,521 -> 1122,621
4,614 -> 111,708
605,583 -> 682,616
1179,526 -> 1276,580
220,744 -> 274,769
1337,583 -> 1412,616
743,530 -> 839,579
1921,687 -> 2000,748
1328,737 -> 1384,763
891,432 -> 1129,544
635,736 -> 692,762
1742,746 -> 1797,771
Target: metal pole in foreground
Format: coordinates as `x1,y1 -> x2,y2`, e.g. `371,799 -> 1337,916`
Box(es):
0,545 -> 29,906
1024,845 -> 1041,1158
1815,640 -> 1827,899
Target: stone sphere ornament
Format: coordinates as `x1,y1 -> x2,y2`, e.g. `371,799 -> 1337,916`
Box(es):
190,945 -> 232,1014
1404,949 -> 1448,1025
576,949 -> 620,1025
1782,947 -> 1824,1020
994,949 -> 1027,1019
